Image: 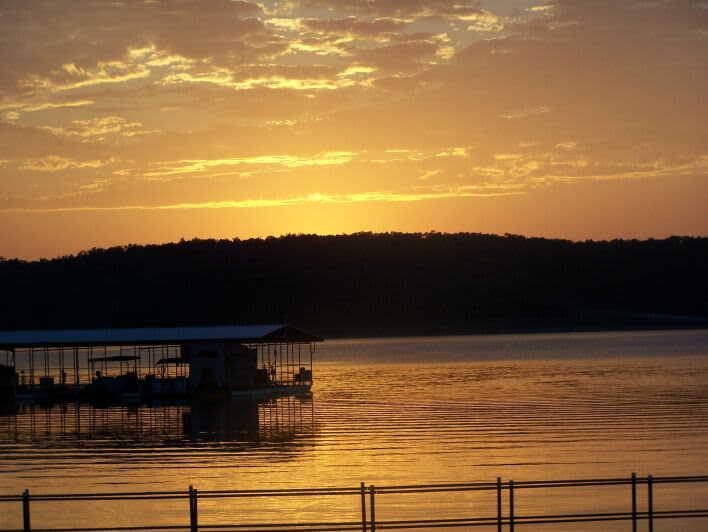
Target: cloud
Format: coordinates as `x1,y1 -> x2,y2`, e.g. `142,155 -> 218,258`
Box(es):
301,16 -> 409,37
0,186 -> 521,213
159,64 -> 369,91
19,156 -> 111,172
499,106 -> 551,120
132,151 -> 357,180
40,116 -> 154,140
291,0 -> 491,20
0,99 -> 95,114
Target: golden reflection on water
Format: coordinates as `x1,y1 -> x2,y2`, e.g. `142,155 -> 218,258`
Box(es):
1,330 -> 707,531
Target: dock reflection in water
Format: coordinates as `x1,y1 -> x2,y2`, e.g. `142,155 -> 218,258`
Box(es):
0,395 -> 314,447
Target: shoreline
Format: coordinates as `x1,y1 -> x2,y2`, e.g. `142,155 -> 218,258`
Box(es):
319,320 -> 708,340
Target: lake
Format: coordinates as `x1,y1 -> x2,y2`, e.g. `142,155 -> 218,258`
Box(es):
1,329 -> 707,530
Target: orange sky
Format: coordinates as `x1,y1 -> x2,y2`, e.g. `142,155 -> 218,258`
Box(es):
0,0 -> 706,259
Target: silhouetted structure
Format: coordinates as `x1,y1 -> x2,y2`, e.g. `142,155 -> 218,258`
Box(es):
0,325 -> 320,402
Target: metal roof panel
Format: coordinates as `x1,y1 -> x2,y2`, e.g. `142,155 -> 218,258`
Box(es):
0,324 -> 321,349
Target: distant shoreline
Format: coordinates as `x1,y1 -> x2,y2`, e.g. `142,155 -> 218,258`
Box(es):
320,319 -> 708,340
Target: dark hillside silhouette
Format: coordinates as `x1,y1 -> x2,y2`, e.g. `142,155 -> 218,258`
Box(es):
1,233 -> 707,336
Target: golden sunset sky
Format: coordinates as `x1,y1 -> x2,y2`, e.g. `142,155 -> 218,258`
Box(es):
0,0 -> 706,259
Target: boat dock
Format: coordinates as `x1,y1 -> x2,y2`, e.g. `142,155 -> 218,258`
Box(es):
0,325 -> 321,403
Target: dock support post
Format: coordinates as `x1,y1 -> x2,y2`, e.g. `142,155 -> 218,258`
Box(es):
648,474 -> 653,532
509,480 -> 514,532
360,482 -> 367,532
73,347 -> 79,398
22,489 -> 30,532
189,485 -> 199,532
631,472 -> 637,532
369,485 -> 376,532
496,477 -> 502,532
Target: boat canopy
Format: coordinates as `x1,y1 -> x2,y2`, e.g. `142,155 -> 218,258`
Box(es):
0,324 -> 322,350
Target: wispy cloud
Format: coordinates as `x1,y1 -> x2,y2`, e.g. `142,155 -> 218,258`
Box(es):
40,116 -> 154,140
19,156 -> 112,172
133,152 -> 357,179
0,187 -> 522,213
499,106 -> 551,120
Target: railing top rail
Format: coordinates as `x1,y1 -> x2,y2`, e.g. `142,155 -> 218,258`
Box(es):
2,473 -> 708,502
374,481 -> 499,490
201,486 -> 363,495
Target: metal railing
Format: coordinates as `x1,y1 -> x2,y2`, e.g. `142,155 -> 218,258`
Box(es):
1,474 -> 707,531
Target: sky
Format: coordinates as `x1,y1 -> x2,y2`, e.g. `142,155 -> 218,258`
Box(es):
0,0 -> 706,259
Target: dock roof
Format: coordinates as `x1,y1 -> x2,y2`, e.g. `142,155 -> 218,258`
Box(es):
0,325 -> 322,350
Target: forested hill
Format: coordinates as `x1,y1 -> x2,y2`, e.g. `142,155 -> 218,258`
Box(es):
1,233 -> 707,337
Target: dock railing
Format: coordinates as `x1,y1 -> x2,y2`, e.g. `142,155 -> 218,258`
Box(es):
1,473 -> 707,531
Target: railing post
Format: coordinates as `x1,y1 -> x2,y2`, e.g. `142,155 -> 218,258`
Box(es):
193,488 -> 199,532
22,489 -> 30,532
647,474 -> 653,532
631,473 -> 637,532
360,482 -> 367,532
496,477 -> 502,532
189,485 -> 199,532
509,480 -> 514,532
189,485 -> 194,531
369,484 -> 376,532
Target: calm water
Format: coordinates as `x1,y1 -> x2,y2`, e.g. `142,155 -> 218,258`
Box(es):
1,329 -> 707,530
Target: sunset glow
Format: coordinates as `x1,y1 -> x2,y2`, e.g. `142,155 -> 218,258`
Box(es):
0,0 -> 706,258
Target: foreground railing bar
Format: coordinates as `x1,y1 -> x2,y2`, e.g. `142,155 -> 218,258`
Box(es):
19,523 -> 368,532
376,510 -> 708,523
652,476 -> 708,483
506,476 -> 636,486
10,512 -> 708,532
202,487 -> 363,494
190,521 -> 369,529
377,486 -> 504,495
192,523 -> 361,532
514,475 -> 708,486
22,490 -> 358,502
375,481 -> 500,490
9,474 -> 708,502
26,490 -> 188,498
344,516 -> 708,530
13,526 -> 190,532
14,494 -> 189,501
371,513 -> 708,530
201,491 -> 362,499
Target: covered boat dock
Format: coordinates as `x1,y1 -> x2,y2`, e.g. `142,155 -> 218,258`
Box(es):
0,325 -> 321,402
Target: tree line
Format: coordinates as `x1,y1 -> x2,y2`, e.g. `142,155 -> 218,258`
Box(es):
1,233 -> 706,336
